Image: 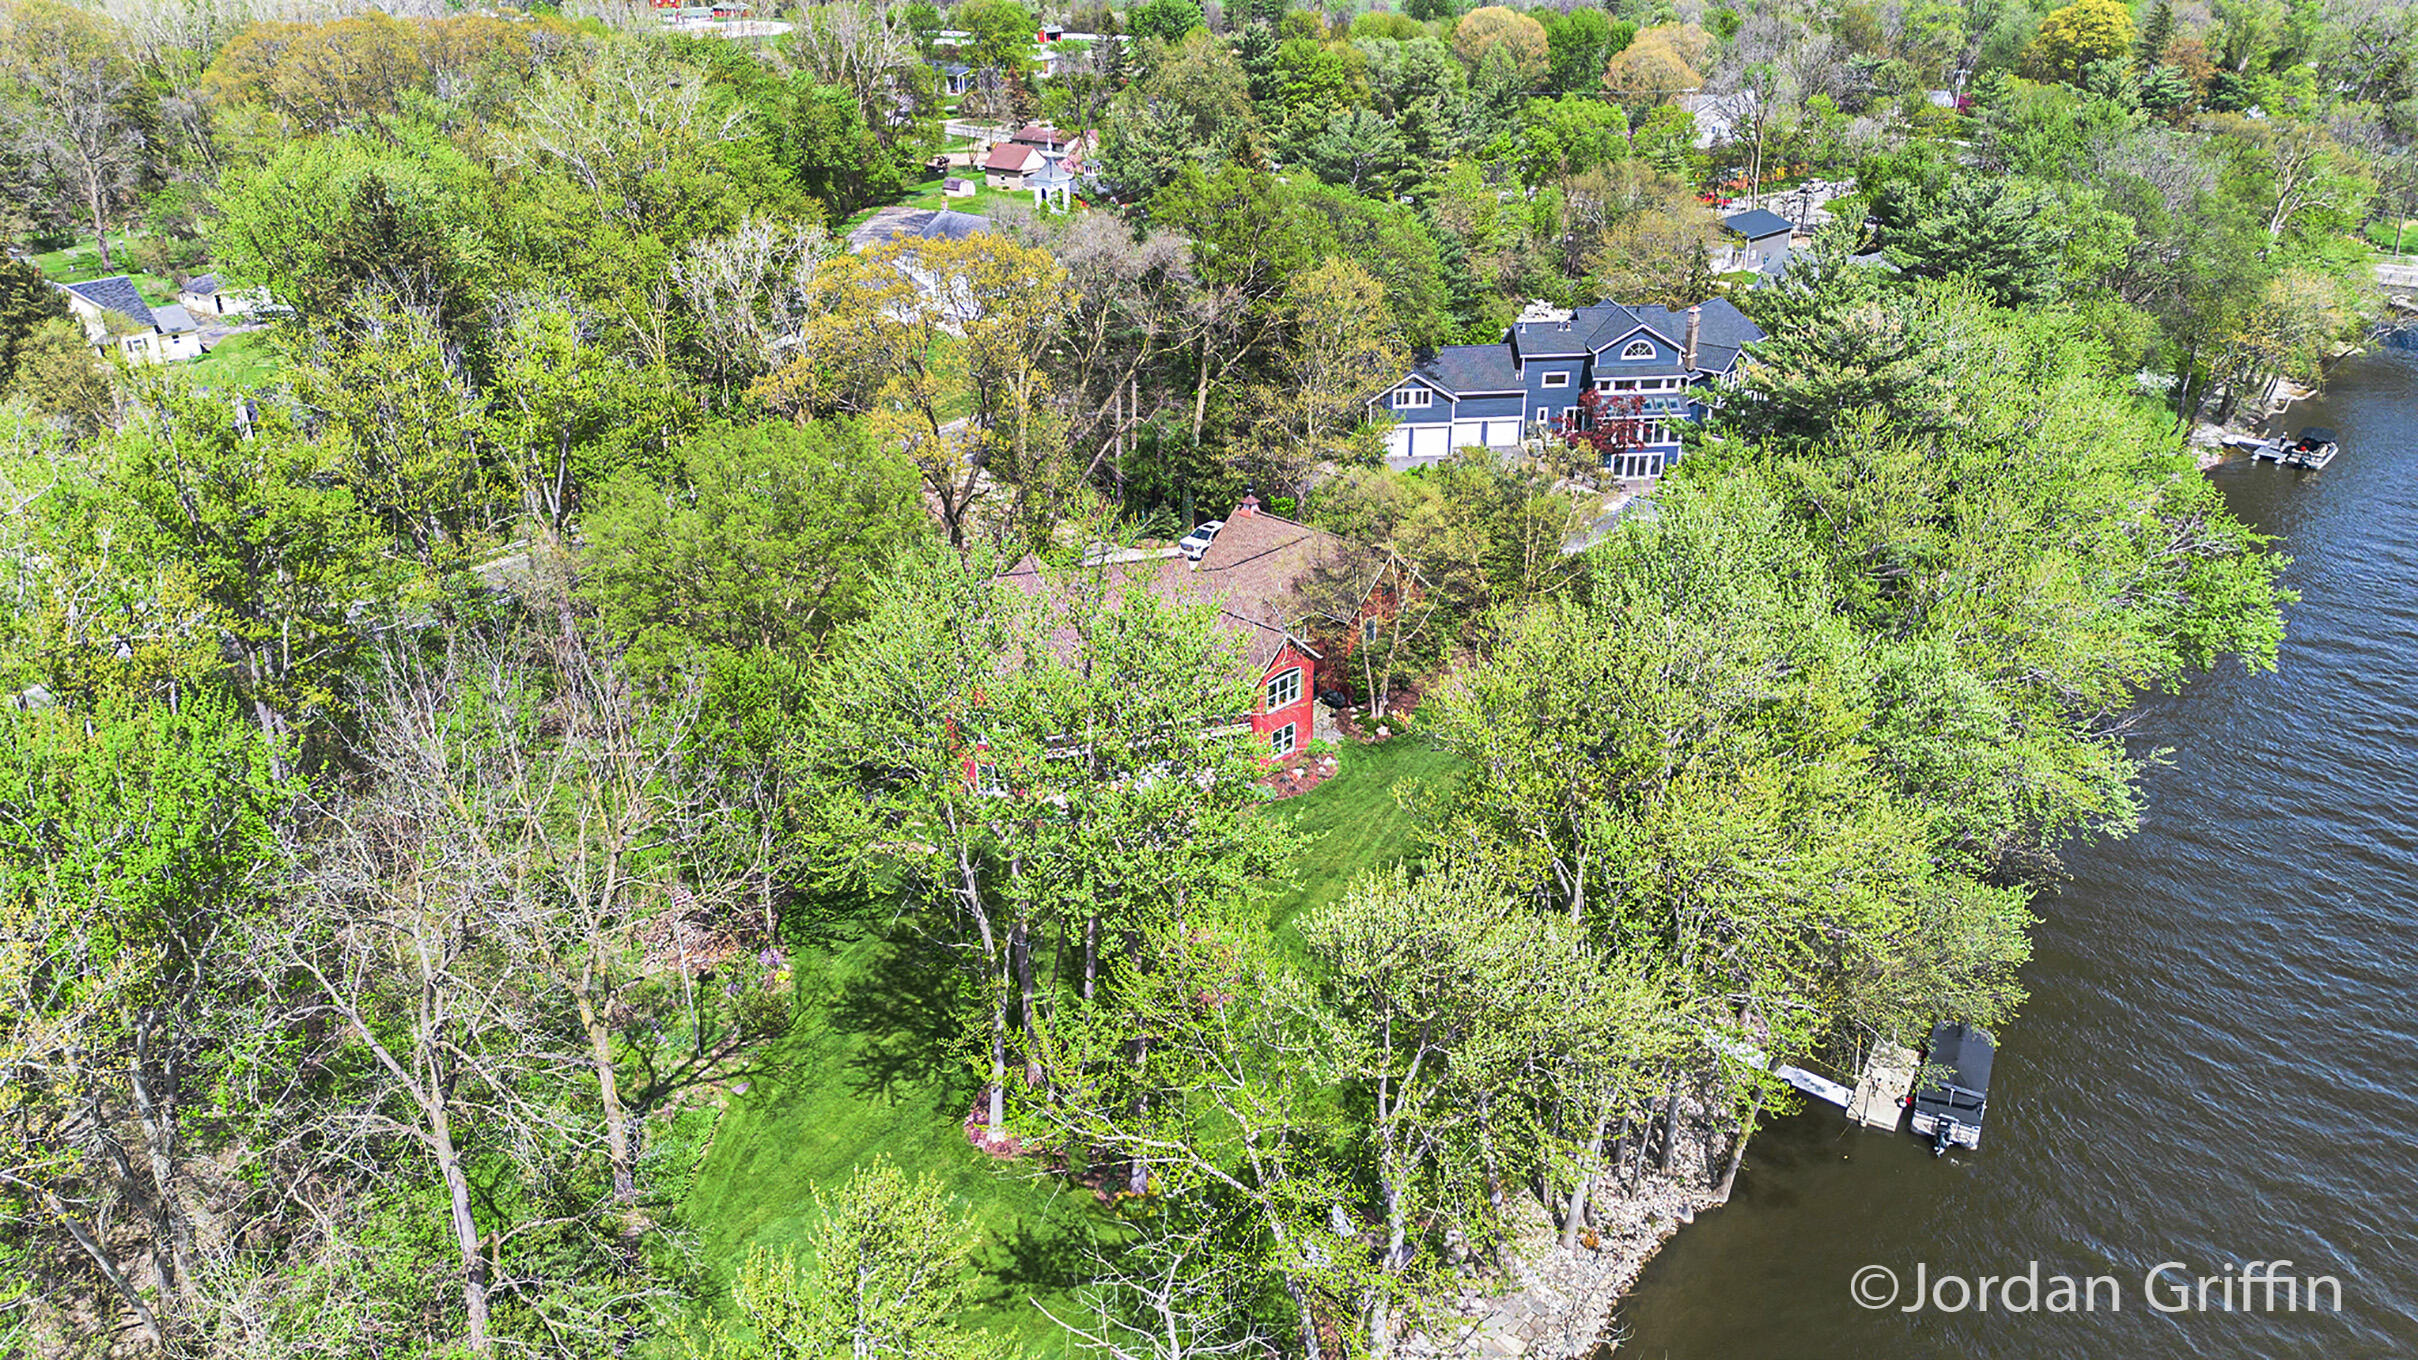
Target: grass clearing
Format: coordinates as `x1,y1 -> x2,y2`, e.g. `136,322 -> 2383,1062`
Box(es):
898,175 -> 1051,220
680,917 -> 1103,1355
1263,736 -> 1462,944
2364,217 -> 2416,255
184,330 -> 283,390
31,239 -> 181,304
676,735 -> 1463,1352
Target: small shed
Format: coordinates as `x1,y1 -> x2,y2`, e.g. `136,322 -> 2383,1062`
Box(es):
943,176 -> 977,198
1722,208 -> 1795,276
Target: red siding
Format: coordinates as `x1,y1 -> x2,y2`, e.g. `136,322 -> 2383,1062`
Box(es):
1251,642 -> 1318,755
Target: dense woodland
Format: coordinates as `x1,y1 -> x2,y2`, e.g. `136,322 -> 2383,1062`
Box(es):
0,0 -> 2396,1354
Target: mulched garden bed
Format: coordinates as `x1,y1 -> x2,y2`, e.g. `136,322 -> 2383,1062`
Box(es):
1262,748 -> 1343,798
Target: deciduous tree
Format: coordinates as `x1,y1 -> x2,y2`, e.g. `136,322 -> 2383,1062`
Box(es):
1451,7 -> 1549,88
0,2 -> 149,269
579,420 -> 925,672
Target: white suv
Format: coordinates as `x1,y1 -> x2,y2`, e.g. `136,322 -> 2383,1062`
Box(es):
1178,519 -> 1225,561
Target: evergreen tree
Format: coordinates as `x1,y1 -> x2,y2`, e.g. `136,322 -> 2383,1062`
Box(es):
2135,0 -> 2176,66
1884,176 -> 2067,306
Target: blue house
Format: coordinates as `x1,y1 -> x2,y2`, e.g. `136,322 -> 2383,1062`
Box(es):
1371,298 -> 1764,479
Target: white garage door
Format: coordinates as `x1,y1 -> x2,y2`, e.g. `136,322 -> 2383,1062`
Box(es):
1451,421 -> 1483,448
1410,425 -> 1451,459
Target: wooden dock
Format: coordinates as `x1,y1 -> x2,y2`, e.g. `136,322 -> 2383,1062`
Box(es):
1849,1045 -> 1918,1130
1773,1064 -> 1853,1109
1715,1032 -> 1917,1130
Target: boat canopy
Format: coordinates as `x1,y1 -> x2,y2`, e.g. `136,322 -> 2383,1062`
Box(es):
2297,427 -> 2339,444
1916,1021 -> 1993,1106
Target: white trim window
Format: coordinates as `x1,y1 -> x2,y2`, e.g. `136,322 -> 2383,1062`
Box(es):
1620,339 -> 1656,360
1270,722 -> 1297,756
1265,666 -> 1302,711
1535,405 -> 1550,425
1393,386 -> 1432,409
1541,371 -> 1570,388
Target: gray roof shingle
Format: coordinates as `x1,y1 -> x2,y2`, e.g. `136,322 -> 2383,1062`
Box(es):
60,276 -> 156,329
1388,298 -> 1764,401
916,210 -> 993,241
1586,299 -> 1762,374
1722,208 -> 1793,240
1416,343 -> 1520,393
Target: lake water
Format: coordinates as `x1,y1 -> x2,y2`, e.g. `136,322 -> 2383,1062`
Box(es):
1615,338 -> 2418,1358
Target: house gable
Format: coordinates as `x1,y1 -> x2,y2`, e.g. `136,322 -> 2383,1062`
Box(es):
1374,372 -> 1451,417
1252,638 -> 1318,752
1593,325 -> 1680,368
58,276 -> 156,332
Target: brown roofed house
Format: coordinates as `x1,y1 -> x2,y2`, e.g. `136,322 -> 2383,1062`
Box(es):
996,496 -> 1420,758
981,141 -> 1047,190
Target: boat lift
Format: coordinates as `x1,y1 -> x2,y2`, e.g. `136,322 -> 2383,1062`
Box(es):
1711,1022 -> 1996,1154
2251,427 -> 2341,469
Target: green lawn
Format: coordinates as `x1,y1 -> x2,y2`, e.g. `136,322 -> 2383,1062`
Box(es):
676,735 -> 1463,1354
2368,217 -> 2417,256
898,175 -> 1059,220
1262,736 -> 1463,944
829,168 -> 1083,236
185,330 -> 283,390
680,919 -> 1103,1355
31,238 -> 180,303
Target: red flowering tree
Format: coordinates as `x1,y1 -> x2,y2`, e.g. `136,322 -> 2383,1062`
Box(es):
1554,388 -> 1650,474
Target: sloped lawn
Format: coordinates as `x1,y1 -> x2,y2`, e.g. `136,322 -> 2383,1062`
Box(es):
676,735 -> 1463,1352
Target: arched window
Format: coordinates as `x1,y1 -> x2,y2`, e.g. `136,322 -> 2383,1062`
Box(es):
1620,338 -> 1656,360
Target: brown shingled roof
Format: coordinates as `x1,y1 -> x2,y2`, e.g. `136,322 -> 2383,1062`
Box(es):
995,503 -> 1358,675
981,143 -> 1042,174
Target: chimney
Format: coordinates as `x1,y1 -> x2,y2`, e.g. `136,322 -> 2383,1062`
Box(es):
1683,305 -> 1702,372
1237,492 -> 1260,517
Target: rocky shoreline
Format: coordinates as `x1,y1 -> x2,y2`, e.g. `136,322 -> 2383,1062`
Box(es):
1399,1086 -> 1748,1360
1399,1176 -> 1721,1360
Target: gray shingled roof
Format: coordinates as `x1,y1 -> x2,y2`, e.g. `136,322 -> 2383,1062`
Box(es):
1572,303 -> 1643,354
152,304 -> 198,333
182,273 -> 220,295
1722,208 -> 1793,240
851,207 -> 995,249
1391,298 -> 1764,402
1416,343 -> 1520,394
915,210 -> 992,241
60,276 -> 156,328
1585,299 -> 1763,374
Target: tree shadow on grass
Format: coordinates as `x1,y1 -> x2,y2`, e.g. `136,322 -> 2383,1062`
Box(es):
967,1208 -> 1104,1314
826,913 -> 972,1105
625,994 -> 817,1116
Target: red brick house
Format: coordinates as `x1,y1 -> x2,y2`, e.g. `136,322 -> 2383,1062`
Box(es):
999,497 -> 1409,757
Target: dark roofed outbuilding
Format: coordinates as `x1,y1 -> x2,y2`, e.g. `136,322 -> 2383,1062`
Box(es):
1722,208 -> 1794,240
